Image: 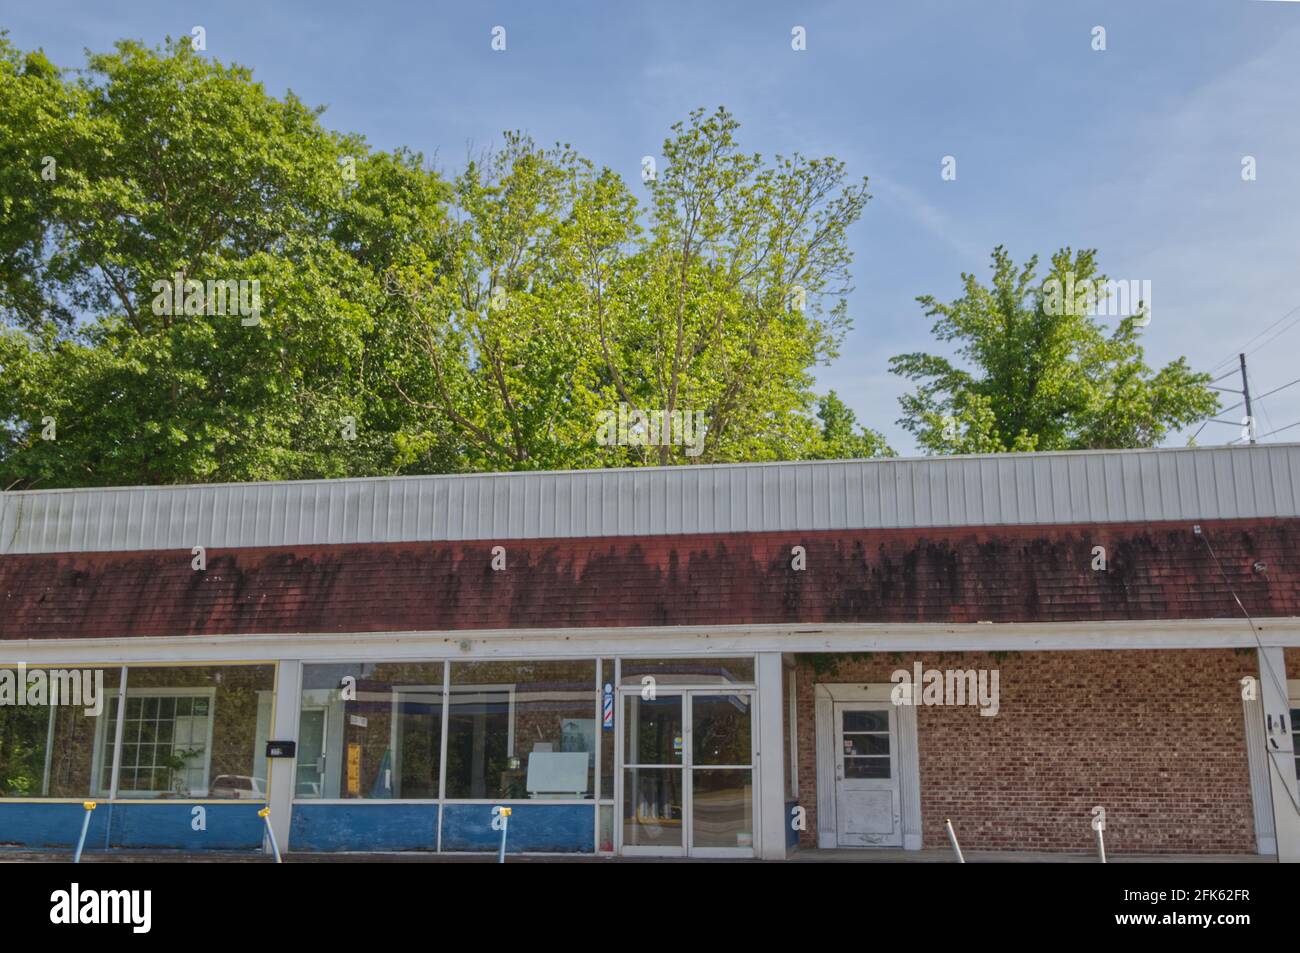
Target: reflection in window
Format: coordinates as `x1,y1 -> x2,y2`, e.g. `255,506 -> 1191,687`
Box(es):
446,660 -> 597,800
1292,707 -> 1299,782
297,663 -> 444,799
619,657 -> 754,686
842,708 -> 891,779
0,667 -> 120,798
103,666 -> 274,799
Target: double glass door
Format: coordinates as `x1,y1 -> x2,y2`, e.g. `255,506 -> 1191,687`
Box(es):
620,690 -> 755,857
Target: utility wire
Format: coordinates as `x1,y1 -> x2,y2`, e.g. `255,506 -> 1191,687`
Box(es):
1209,302 -> 1300,373
1190,374 -> 1299,445
1195,528 -> 1300,820
1257,420 -> 1300,440
1254,378 -> 1300,403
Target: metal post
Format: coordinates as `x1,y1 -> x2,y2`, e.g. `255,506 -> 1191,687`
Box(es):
1241,353 -> 1256,444
494,806 -> 512,863
944,818 -> 965,863
1094,823 -> 1107,863
73,801 -> 96,863
259,806 -> 283,863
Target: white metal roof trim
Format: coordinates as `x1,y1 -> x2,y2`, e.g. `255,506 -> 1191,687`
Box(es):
1,444 -> 1298,554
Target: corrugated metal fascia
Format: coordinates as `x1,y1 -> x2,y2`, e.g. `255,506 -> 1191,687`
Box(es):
2,443 -> 1298,554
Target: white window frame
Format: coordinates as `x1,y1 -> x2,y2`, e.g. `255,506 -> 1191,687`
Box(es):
92,687 -> 217,798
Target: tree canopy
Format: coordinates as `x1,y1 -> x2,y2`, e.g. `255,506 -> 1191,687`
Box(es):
889,246 -> 1219,454
0,37 -> 887,489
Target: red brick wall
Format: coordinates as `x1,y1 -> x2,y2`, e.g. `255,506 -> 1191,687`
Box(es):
3,518 -> 1297,640
794,649 -> 1260,854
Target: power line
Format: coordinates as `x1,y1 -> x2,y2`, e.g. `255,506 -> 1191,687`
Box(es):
1195,527 -> 1300,818
1191,358 -> 1300,446
1208,302 -> 1300,373
1244,310 -> 1300,362
1253,377 -> 1300,403
1257,420 -> 1300,439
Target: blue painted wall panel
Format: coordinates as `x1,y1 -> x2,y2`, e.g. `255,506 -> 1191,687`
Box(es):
0,802 -> 111,851
290,803 -> 439,851
108,803 -> 264,850
440,803 -> 593,853
785,800 -> 800,850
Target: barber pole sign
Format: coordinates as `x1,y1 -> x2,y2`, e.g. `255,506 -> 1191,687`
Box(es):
603,683 -> 614,729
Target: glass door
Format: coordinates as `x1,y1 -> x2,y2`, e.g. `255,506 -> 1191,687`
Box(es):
621,693 -> 685,854
619,689 -> 755,857
689,692 -> 754,856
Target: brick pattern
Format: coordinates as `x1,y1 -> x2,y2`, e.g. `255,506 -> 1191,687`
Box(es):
793,649 -> 1260,854
2,518 -> 1298,640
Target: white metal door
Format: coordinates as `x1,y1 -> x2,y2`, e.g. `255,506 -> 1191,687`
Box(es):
833,703 -> 902,847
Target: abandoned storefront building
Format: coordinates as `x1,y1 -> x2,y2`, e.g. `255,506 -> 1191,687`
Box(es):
1,444 -> 1298,859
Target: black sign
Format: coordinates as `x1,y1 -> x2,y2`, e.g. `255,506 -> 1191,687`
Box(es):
265,740 -> 296,758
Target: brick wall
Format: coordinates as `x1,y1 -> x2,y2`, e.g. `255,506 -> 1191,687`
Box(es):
794,649 -> 1260,854
3,518 -> 1297,639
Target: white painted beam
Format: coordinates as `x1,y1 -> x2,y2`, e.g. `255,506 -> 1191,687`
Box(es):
264,660 -> 301,855
3,617 -> 1299,665
755,652 -> 787,860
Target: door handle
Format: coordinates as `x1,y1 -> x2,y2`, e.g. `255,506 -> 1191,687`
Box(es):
836,765 -> 843,781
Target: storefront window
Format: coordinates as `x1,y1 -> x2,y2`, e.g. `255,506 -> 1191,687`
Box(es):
446,660 -> 597,799
297,663 -> 444,799
619,657 -> 754,686
106,666 -> 274,799
0,666 -> 120,798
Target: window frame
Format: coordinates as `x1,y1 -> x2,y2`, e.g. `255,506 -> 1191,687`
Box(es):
92,687 -> 217,798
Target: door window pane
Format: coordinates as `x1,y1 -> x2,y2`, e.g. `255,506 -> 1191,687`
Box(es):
842,707 -> 890,780
623,696 -> 682,765
623,767 -> 682,847
843,710 -> 889,732
692,694 -> 752,766
1292,707 -> 1299,781
844,757 -> 891,779
843,734 -> 889,756
692,769 -> 753,848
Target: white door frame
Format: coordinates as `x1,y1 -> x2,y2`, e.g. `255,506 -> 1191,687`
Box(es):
615,687 -> 757,858
814,683 -> 921,850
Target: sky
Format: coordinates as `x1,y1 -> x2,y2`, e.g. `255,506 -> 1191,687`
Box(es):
3,0 -> 1299,455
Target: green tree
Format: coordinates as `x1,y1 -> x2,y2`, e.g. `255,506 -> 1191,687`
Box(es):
0,36 -> 452,489
805,390 -> 893,460
889,246 -> 1218,454
392,107 -> 881,469
2,37 -> 886,487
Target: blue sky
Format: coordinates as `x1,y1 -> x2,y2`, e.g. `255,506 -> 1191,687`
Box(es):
5,0 -> 1300,454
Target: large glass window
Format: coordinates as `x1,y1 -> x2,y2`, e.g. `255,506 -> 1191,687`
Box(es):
446,660 -> 597,800
620,657 -> 754,686
0,667 -> 120,798
104,666 -> 274,799
297,663 -> 444,799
